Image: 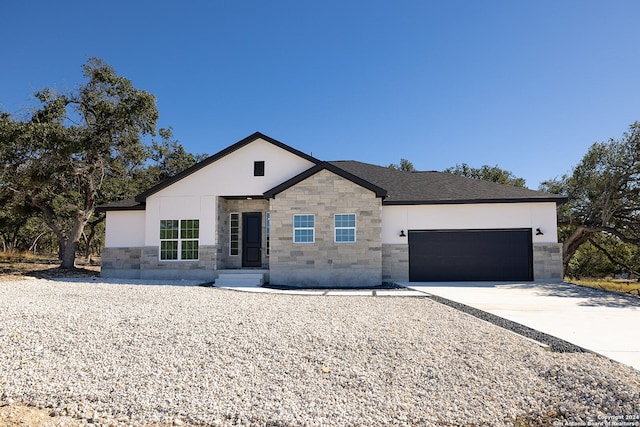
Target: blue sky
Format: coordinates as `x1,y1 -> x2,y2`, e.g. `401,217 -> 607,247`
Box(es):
2,1 -> 639,188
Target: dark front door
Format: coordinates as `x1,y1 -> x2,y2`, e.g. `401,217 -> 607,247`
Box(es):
408,229 -> 533,281
242,213 -> 262,267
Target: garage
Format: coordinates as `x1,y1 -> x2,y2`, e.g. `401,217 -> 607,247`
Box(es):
408,229 -> 533,281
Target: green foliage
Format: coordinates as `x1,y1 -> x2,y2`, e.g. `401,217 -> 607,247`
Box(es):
542,122 -> 640,276
387,158 -> 416,172
444,163 -> 527,188
136,127 -> 207,189
0,58 -> 159,267
566,240 -> 617,279
0,59 -> 206,265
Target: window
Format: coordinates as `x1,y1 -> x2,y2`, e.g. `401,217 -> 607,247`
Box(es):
254,161 -> 265,176
335,214 -> 356,243
230,213 -> 240,256
266,212 -> 271,256
160,219 -> 199,260
160,220 -> 179,260
293,214 -> 314,243
180,220 -> 199,259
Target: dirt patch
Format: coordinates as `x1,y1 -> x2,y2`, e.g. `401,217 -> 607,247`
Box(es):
0,401 -> 181,426
0,255 -> 100,282
0,401 -> 87,427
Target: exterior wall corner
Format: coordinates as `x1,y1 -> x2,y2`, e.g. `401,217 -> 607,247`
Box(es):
382,244 -> 409,282
533,242 -> 564,282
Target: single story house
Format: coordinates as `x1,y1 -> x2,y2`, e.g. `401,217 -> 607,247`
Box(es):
99,132 -> 566,286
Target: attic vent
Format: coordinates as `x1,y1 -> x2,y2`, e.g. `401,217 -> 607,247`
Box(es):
254,161 -> 265,176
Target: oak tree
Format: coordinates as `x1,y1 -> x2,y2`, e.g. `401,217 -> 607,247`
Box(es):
540,122 -> 640,275
444,163 -> 527,188
0,58 -> 158,268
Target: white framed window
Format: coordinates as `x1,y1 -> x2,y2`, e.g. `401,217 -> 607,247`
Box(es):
160,219 -> 199,260
335,213 -> 356,243
266,212 -> 271,256
293,214 -> 315,243
229,213 -> 240,256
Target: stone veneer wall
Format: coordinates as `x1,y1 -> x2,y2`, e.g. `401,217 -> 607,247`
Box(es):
269,169 -> 382,287
533,243 -> 564,281
382,244 -> 409,282
101,247 -> 144,278
101,245 -> 218,281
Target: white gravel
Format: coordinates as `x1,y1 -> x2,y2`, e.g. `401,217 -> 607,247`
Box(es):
1,278 -> 639,426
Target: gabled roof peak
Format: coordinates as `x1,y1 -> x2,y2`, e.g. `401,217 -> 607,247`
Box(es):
264,161 -> 387,199
134,132 -> 321,202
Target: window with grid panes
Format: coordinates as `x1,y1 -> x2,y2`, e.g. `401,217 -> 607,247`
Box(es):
293,214 -> 314,243
229,213 -> 239,255
159,219 -> 199,260
334,214 -> 356,243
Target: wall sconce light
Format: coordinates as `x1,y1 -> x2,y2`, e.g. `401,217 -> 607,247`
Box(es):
536,228 -> 544,236
399,230 -> 406,237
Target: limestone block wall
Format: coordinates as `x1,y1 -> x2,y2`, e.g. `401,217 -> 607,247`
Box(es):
382,244 -> 409,282
101,245 -> 218,281
269,169 -> 382,287
101,247 -> 143,278
533,243 -> 564,281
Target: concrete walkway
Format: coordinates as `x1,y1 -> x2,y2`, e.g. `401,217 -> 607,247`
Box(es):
405,281 -> 640,371
214,283 -> 427,297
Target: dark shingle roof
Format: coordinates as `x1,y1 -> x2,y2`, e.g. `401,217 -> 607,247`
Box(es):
97,133 -> 566,212
95,198 -> 145,212
329,161 -> 566,205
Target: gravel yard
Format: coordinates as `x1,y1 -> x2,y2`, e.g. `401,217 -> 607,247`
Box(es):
1,278 -> 639,426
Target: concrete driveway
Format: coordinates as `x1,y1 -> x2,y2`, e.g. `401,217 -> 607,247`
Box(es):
404,281 -> 640,371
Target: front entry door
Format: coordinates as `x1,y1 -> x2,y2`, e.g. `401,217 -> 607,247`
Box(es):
242,213 -> 262,267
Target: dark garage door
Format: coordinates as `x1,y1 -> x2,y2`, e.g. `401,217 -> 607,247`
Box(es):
409,229 -> 533,281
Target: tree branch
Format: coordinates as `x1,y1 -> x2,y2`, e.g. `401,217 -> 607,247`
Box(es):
588,238 -> 640,278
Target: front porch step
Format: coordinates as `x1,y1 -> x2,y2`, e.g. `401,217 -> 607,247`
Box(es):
215,272 -> 264,287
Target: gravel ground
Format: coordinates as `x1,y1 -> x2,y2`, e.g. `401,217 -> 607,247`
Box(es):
422,295 -> 590,353
1,278 -> 639,427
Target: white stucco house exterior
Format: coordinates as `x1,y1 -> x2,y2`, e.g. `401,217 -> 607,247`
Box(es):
99,132 -> 566,286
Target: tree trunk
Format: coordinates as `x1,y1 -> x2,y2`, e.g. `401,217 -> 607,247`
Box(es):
57,235 -> 68,261
562,226 -> 597,274
59,210 -> 94,269
61,240 -> 77,269
83,215 -> 105,263
81,232 -> 90,263
28,232 -> 46,254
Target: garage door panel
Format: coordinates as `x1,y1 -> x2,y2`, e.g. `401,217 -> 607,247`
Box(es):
409,229 -> 533,281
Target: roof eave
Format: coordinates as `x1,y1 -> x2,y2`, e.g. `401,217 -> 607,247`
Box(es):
95,202 -> 146,212
382,196 -> 568,206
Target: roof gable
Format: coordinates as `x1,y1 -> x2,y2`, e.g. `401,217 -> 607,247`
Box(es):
264,162 -> 387,199
135,132 -> 321,202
